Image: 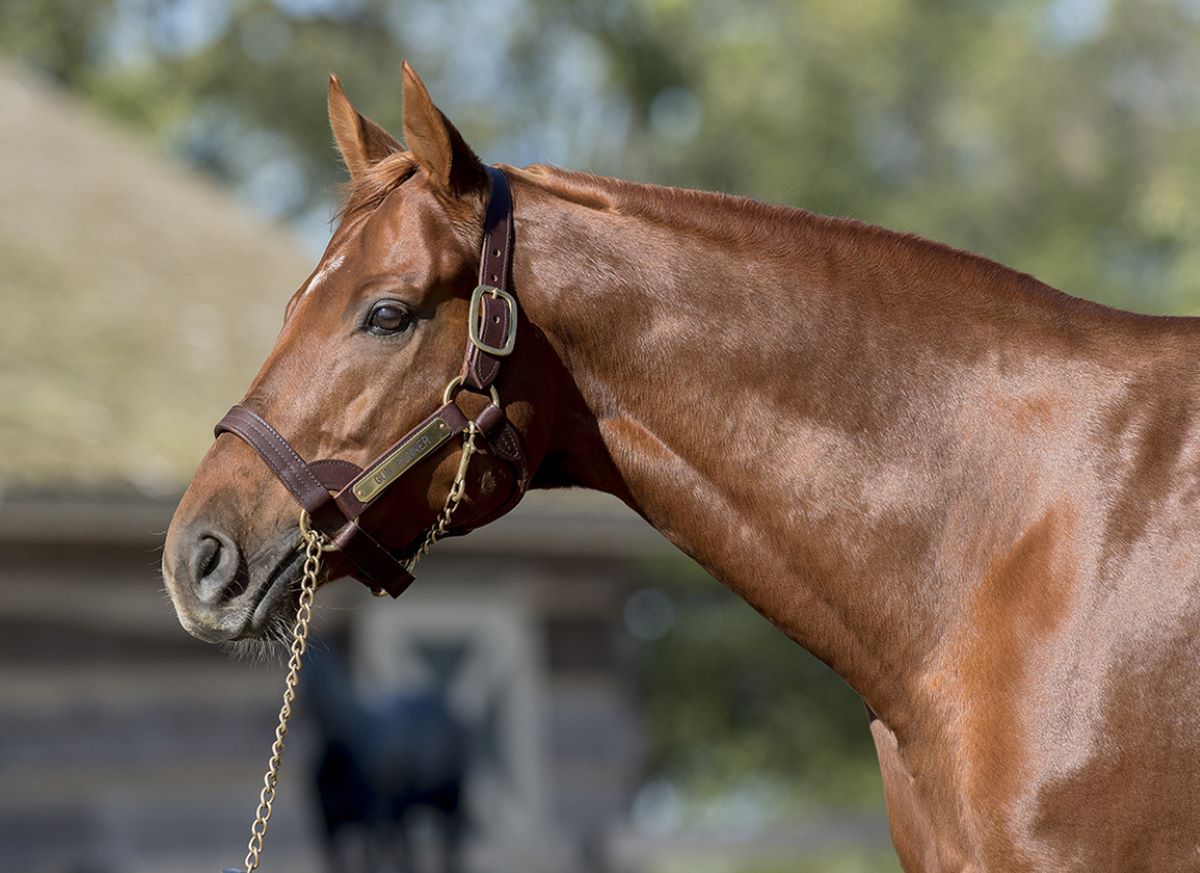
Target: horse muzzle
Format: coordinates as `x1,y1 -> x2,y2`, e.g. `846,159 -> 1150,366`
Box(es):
164,521 -> 305,643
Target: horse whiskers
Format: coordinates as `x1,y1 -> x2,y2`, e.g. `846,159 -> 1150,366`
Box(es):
221,617 -> 292,663
221,565 -> 309,664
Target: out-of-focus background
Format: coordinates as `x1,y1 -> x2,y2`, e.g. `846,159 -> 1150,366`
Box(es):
1,2 -> 1198,872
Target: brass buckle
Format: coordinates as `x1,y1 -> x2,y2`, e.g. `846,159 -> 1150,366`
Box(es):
468,285 -> 517,357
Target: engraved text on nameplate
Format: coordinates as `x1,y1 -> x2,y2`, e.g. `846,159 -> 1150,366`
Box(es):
352,417 -> 453,504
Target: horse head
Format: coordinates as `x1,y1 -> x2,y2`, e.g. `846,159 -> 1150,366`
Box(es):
163,64 -> 564,644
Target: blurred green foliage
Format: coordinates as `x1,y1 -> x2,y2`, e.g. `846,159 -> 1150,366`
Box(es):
4,0 -> 1199,312
3,0 -> 1198,863
630,557 -> 884,813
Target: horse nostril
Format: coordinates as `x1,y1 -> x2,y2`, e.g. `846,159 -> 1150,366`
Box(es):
190,529 -> 244,604
197,535 -> 222,580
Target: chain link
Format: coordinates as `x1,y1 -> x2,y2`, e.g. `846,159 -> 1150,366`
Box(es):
227,427 -> 478,871
403,423 -> 478,574
225,521 -> 325,873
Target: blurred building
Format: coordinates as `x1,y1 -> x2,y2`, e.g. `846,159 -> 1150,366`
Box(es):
0,63 -> 668,873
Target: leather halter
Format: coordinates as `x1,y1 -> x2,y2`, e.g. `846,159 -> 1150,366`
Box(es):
213,167 -> 529,597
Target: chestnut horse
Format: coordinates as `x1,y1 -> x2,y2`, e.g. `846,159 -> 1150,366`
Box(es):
163,63 -> 1200,871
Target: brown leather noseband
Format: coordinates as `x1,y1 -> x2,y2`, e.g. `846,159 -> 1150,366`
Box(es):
214,167 -> 529,597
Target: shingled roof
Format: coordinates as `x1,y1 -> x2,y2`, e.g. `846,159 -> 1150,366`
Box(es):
0,63 -> 309,491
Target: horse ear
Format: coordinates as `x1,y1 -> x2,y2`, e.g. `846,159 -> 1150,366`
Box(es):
401,61 -> 487,197
327,74 -> 402,178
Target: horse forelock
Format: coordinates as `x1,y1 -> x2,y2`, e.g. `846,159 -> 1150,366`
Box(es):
335,151 -> 420,222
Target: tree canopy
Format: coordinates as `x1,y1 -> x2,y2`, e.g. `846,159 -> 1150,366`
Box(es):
4,0 -> 1198,312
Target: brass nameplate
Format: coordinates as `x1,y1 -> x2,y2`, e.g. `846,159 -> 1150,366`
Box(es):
352,417 -> 453,504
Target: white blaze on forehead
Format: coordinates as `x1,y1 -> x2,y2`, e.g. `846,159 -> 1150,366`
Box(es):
300,253 -> 346,298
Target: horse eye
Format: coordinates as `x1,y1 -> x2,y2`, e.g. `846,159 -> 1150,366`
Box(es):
366,302 -> 411,335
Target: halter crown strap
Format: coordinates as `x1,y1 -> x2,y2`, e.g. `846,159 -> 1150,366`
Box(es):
462,167 -> 517,390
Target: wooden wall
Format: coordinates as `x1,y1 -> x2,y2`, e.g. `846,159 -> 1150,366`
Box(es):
0,490 -> 663,873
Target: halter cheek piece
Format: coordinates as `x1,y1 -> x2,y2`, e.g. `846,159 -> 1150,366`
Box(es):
213,167 -> 529,598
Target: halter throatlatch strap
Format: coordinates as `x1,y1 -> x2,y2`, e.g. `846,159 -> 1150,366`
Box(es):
212,165 -> 529,598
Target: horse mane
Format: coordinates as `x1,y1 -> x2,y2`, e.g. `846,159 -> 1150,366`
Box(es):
515,162 -> 1037,281
512,163 -> 1188,333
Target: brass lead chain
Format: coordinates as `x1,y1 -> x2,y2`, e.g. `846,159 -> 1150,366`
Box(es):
227,428 -> 479,870
224,519 -> 326,873
403,423 -> 479,574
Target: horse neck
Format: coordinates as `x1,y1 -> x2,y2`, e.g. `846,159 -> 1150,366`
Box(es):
510,166 -> 1197,724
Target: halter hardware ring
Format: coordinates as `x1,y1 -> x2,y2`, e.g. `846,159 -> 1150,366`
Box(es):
468,285 -> 518,357
442,374 -> 501,407
298,509 -> 340,552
